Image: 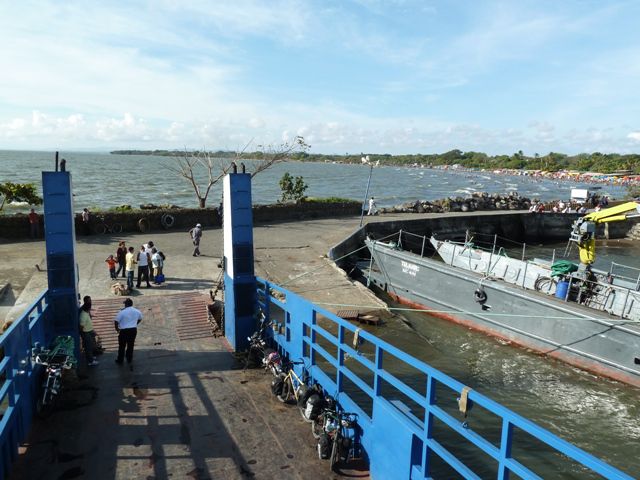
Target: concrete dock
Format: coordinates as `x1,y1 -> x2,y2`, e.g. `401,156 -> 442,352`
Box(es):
2,214 -> 391,480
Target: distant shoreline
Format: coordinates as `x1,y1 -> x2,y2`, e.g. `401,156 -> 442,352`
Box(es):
110,149 -> 640,178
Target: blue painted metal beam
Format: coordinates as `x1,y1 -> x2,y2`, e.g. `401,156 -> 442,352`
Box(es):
223,173 -> 256,351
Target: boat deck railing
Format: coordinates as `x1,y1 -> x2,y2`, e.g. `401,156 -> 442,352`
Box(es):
256,277 -> 634,479
609,262 -> 640,290
393,229 -> 558,270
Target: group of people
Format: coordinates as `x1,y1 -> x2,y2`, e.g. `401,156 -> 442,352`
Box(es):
529,196 -> 610,214
106,240 -> 166,290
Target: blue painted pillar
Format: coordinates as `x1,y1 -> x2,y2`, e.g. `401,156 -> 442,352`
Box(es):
223,173 -> 256,351
42,172 -> 80,353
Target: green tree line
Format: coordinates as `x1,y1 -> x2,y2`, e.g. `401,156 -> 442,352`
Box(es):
111,149 -> 640,174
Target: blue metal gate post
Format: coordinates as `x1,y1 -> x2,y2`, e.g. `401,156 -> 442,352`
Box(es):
42,171 -> 80,355
222,172 -> 256,351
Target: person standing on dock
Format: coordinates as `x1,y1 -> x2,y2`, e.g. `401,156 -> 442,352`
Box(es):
189,223 -> 202,256
79,296 -> 98,367
114,298 -> 142,365
28,208 -> 40,239
367,197 -> 377,216
125,246 -> 136,291
115,241 -> 127,278
136,245 -> 152,288
81,208 -> 91,235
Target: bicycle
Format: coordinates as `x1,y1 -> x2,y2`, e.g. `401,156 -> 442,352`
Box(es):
274,360 -> 324,423
32,336 -> 77,417
312,404 -> 358,472
94,215 -> 123,235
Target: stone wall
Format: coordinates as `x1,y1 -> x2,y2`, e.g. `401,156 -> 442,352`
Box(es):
0,201 -> 361,240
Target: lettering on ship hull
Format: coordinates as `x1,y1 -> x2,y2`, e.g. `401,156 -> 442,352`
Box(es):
401,260 -> 419,277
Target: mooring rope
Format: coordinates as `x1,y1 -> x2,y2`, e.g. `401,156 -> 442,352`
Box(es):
313,301 -> 640,324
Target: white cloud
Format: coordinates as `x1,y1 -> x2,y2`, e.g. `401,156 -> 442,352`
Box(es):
628,132 -> 640,142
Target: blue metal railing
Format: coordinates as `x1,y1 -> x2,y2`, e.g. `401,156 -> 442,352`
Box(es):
0,291 -> 50,480
256,277 -> 633,480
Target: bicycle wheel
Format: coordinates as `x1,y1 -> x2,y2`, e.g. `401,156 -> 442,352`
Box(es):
94,224 -> 107,235
277,376 -> 292,403
330,433 -> 340,472
112,223 -> 123,234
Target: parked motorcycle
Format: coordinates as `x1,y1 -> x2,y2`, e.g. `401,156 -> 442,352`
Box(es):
244,312 -> 282,375
32,336 -> 76,418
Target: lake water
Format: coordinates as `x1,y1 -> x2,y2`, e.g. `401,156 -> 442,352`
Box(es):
0,150 -> 630,212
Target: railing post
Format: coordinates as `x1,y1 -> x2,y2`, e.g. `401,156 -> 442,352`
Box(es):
521,242 -> 526,261
621,289 -> 631,318
497,420 -> 514,480
565,277 -> 572,301
423,374 -> 436,477
421,235 -> 426,258
374,345 -> 383,396
337,324 -> 345,395
310,310 -> 317,366
488,234 -> 497,274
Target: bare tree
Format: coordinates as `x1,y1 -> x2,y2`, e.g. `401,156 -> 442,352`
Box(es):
166,136 -> 309,208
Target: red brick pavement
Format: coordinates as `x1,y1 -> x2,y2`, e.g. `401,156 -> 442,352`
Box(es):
90,292 -> 213,352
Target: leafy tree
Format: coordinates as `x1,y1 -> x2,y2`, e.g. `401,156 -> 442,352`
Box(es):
0,182 -> 42,211
279,173 -> 308,202
166,136 -> 309,208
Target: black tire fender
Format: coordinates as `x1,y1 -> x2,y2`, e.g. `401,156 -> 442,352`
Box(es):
161,213 -> 175,229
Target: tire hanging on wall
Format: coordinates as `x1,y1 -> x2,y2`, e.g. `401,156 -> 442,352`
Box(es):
161,213 -> 175,229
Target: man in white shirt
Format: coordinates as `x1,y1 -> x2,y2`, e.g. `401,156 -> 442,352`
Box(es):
144,241 -> 155,281
114,298 -> 143,365
136,245 -> 152,288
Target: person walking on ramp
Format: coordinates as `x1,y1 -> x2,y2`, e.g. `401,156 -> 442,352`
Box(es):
114,298 -> 142,365
189,223 -> 203,256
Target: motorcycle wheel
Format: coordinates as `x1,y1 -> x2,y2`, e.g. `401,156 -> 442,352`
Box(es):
244,346 -> 263,369
36,390 -> 56,418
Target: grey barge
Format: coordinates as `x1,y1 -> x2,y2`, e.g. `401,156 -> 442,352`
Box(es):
364,232 -> 640,387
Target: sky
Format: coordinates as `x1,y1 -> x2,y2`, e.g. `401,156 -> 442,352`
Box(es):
1,0 -> 640,155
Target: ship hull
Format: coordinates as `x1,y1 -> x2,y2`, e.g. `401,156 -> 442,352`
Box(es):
365,239 -> 640,388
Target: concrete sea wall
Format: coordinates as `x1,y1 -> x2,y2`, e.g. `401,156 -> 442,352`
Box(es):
0,201 -> 362,240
